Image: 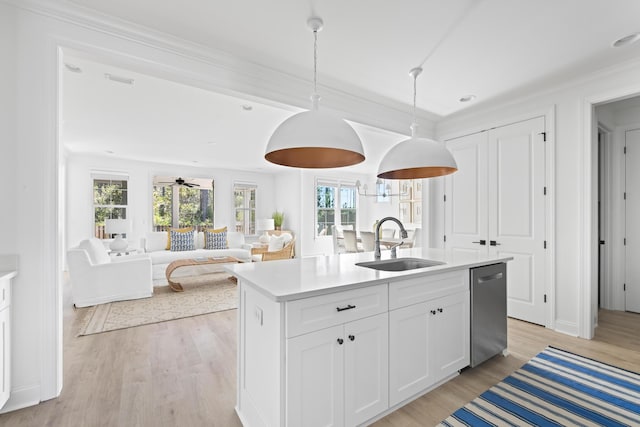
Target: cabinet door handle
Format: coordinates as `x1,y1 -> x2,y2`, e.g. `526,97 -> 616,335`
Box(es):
337,338 -> 344,345
430,310 -> 436,315
490,240 -> 501,246
472,240 -> 486,245
348,335 -> 355,341
438,308 -> 443,313
336,304 -> 356,312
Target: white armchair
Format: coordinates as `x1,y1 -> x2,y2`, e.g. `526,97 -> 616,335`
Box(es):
67,238 -> 153,307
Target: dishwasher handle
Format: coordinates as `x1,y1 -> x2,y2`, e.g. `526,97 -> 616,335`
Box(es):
477,272 -> 503,283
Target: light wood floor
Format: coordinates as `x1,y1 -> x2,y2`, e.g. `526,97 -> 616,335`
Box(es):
1,290 -> 639,426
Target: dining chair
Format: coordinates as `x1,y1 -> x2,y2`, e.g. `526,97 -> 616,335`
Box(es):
343,230 -> 361,253
380,228 -> 396,239
413,228 -> 422,248
359,231 -> 376,252
401,229 -> 416,248
331,225 -> 346,254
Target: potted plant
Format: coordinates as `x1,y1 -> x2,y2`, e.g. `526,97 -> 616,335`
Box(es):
272,211 -> 284,230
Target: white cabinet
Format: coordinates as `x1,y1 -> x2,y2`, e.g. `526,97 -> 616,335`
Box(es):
286,313 -> 389,427
287,325 -> 344,427
236,269 -> 475,427
0,275 -> 12,409
389,277 -> 469,406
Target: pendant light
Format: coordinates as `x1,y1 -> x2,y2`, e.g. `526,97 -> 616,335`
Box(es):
265,17 -> 365,168
377,67 -> 457,179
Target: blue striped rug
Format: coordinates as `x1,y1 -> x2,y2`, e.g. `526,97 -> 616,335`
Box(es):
439,347 -> 640,426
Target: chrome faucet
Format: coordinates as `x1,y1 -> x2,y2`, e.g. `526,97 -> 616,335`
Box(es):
374,217 -> 408,260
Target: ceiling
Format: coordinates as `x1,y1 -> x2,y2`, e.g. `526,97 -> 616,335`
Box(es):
59,0 -> 640,172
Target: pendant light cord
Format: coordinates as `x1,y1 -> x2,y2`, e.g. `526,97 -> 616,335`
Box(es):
313,29 -> 318,95
412,72 -> 417,126
309,23 -> 321,110
409,67 -> 422,137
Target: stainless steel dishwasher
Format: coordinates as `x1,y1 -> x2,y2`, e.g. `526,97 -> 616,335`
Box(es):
470,263 -> 507,367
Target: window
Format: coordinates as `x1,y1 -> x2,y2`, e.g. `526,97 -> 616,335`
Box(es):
152,176 -> 214,231
316,180 -> 357,236
93,174 -> 128,239
234,183 -> 256,234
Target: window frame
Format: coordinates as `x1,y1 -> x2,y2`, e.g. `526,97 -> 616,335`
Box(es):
315,178 -> 358,237
92,172 -> 129,239
151,176 -> 215,231
233,182 -> 257,236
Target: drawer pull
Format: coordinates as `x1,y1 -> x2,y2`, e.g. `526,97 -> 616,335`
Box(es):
336,304 -> 356,312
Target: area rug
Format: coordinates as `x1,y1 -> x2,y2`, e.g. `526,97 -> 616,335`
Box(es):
439,347 -> 640,426
77,273 -> 237,336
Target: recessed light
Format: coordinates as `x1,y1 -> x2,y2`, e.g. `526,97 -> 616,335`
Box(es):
64,63 -> 82,73
192,160 -> 198,163
459,94 -> 477,103
242,105 -> 253,111
105,150 -> 114,154
206,141 -> 218,145
104,73 -> 134,85
612,33 -> 640,48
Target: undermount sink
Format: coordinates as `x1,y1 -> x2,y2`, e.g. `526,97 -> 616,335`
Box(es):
356,257 -> 445,272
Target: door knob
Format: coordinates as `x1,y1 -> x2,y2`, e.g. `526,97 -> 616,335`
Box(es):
348,335 -> 355,341
337,338 -> 344,345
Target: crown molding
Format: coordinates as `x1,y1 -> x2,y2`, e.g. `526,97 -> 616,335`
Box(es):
6,0 -> 437,135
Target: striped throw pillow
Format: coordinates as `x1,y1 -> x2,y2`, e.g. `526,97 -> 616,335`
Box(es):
205,229 -> 227,250
170,229 -> 195,251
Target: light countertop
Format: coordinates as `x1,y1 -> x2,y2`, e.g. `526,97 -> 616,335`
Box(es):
226,247 -> 512,302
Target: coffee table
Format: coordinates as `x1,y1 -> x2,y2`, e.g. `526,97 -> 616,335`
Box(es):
165,256 -> 241,292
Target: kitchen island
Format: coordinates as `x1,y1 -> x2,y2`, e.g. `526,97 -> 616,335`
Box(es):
226,247 -> 511,427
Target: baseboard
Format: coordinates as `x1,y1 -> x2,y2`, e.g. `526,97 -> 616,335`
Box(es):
554,319 -> 579,337
0,384 -> 41,414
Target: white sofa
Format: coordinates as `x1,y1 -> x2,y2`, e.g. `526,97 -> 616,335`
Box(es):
67,238 -> 153,307
141,230 -> 252,281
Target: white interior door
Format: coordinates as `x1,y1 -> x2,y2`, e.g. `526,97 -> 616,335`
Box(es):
488,117 -> 546,325
445,117 -> 547,326
444,132 -> 489,254
625,129 -> 640,313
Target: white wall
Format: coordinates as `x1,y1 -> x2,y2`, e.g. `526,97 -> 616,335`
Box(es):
0,3 -> 17,254
66,153 -> 277,251
436,59 -> 640,337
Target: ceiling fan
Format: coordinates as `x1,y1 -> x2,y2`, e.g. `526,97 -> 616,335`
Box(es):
156,177 -> 200,188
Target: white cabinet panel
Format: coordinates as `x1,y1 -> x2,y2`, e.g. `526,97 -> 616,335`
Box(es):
389,289 -> 469,407
0,274 -> 11,409
344,314 -> 388,427
0,306 -> 9,408
389,302 -> 432,406
287,325 -> 344,427
389,270 -> 466,310
287,313 -> 389,427
286,284 -> 387,338
432,291 -> 470,380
